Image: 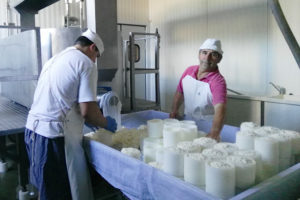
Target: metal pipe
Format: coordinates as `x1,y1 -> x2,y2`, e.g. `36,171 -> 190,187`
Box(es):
6,0 -> 9,25
65,0 -> 70,27
155,28 -> 160,108
6,0 -> 10,36
269,82 -> 286,95
129,32 -> 136,111
269,82 -> 280,92
268,0 -> 300,69
227,88 -> 243,95
79,0 -> 84,29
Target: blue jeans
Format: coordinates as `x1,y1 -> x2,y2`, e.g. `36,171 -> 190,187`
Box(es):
24,129 -> 72,200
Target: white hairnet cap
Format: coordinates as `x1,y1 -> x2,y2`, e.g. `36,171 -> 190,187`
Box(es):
199,38 -> 223,55
81,29 -> 104,55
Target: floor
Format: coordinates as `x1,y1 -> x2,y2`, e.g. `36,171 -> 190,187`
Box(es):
0,135 -> 127,200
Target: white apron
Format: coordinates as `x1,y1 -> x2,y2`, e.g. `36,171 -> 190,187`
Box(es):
182,75 -> 214,121
46,48 -> 94,200
63,104 -> 94,200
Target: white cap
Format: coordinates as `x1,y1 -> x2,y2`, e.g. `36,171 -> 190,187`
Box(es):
199,38 -> 223,55
81,29 -> 104,55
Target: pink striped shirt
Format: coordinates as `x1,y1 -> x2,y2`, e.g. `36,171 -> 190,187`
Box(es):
176,65 -> 227,105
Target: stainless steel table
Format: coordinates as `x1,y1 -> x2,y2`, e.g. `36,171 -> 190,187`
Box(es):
0,96 -> 29,192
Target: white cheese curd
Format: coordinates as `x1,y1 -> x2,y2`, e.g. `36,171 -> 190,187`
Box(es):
177,141 -> 202,154
193,137 -> 217,149
240,122 -> 259,132
254,126 -> 280,137
121,147 -> 141,160
202,148 -> 228,160
214,142 -> 239,155
148,161 -> 163,170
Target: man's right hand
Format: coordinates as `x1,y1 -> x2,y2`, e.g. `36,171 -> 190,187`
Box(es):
169,112 -> 177,118
105,116 -> 117,132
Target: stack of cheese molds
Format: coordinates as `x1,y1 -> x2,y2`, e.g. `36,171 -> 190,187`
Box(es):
142,118 -> 300,199
84,110 -> 300,200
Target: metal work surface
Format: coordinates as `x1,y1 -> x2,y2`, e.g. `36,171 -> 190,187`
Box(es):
0,96 -> 28,136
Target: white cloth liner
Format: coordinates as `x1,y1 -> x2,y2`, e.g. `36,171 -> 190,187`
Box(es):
184,153 -> 206,187
163,147 -> 184,177
254,137 -> 279,180
233,149 -> 263,183
163,127 -> 180,147
147,119 -> 163,138
205,160 -> 235,199
235,130 -> 256,150
227,155 -> 256,189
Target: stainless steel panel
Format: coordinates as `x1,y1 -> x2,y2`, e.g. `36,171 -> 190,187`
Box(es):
0,29 -> 40,108
49,27 -> 82,56
264,102 -> 300,132
225,97 -> 262,127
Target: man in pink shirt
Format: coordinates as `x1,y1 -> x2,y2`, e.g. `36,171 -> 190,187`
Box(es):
170,38 -> 226,141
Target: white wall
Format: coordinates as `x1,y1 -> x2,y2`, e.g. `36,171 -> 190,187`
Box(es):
117,0 -> 149,25
1,0 -> 299,113
149,0 -> 300,112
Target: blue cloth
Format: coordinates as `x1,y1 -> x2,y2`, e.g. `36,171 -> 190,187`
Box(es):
84,140 -> 217,200
24,129 -> 72,200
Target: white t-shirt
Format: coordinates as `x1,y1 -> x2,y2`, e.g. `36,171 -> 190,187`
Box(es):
26,47 -> 98,138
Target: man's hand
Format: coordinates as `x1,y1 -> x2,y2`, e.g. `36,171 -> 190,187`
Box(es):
206,133 -> 220,142
169,111 -> 177,118
105,116 -> 117,133
170,91 -> 184,119
207,103 -> 226,142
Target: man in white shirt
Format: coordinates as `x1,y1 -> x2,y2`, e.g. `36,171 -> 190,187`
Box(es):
25,29 -> 116,200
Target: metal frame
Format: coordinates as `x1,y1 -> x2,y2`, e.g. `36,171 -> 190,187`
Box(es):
0,25 -> 42,195
268,0 -> 300,68
128,29 -> 160,111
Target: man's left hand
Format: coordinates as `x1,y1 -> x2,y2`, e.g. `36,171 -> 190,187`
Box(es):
206,133 -> 220,142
